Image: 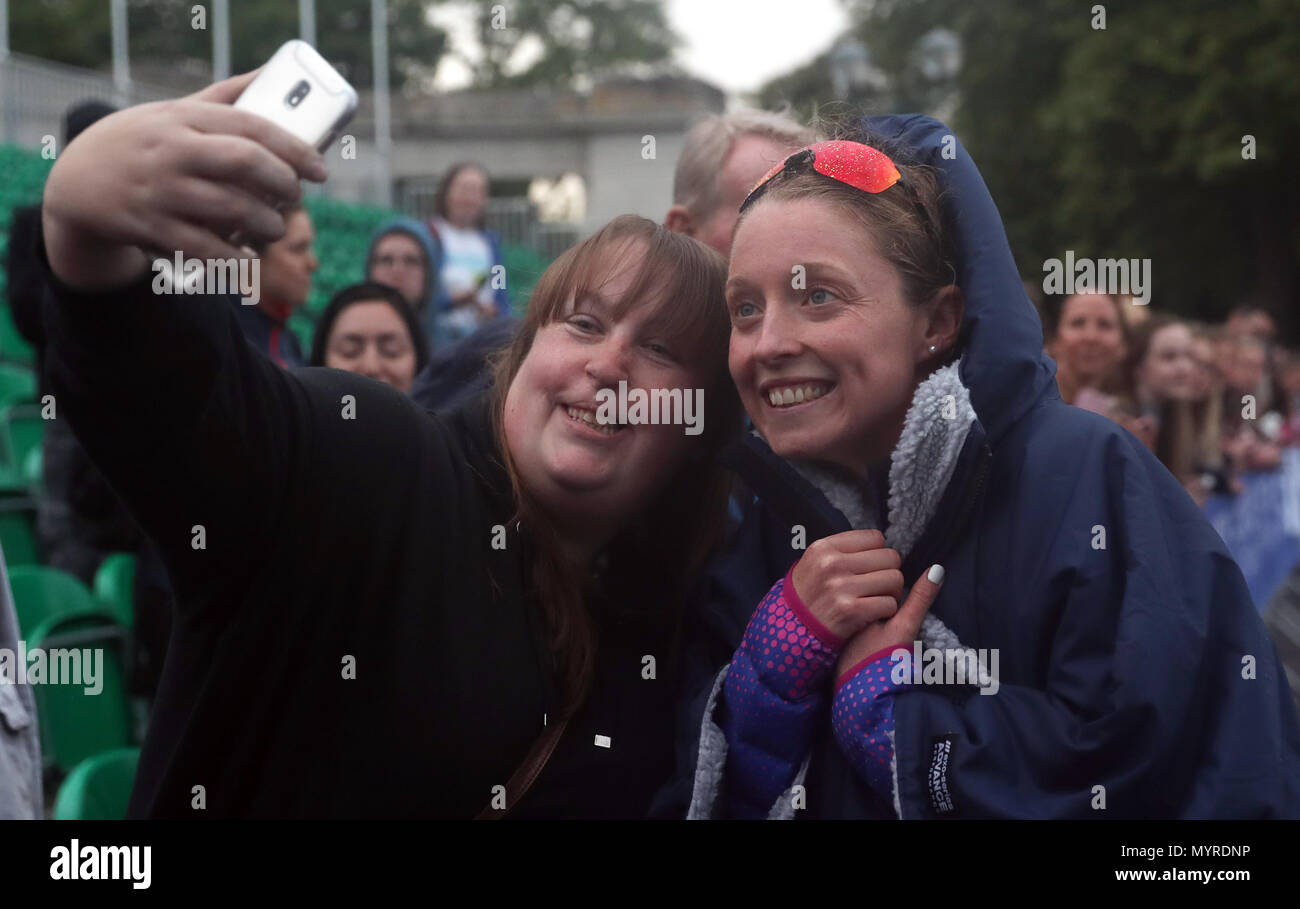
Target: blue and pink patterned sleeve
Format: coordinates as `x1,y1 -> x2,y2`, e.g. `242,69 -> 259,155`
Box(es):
831,647 -> 909,810
719,565 -> 843,818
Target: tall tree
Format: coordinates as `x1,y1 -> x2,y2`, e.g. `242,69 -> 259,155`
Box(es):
464,0 -> 678,89
760,0 -> 1300,333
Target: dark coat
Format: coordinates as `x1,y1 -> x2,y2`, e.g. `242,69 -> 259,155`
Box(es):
7,203 -> 144,583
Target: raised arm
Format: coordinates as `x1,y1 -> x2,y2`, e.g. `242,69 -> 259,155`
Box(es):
39,72 -> 332,596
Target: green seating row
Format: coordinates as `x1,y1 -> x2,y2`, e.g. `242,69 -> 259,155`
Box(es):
27,608 -> 134,777
53,747 -> 140,820
11,556 -> 137,643
9,561 -> 140,780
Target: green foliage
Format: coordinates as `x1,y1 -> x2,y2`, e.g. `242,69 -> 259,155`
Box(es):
7,0 -> 110,71
9,0 -> 448,90
469,0 -> 678,88
11,1 -> 680,93
762,0 -> 1300,333
756,50 -> 836,121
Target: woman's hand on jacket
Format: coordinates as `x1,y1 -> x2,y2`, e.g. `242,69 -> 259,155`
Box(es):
790,530 -> 904,641
835,564 -> 946,683
42,69 -> 328,291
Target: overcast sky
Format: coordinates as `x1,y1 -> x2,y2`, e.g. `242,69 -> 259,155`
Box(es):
667,0 -> 848,96
431,0 -> 849,99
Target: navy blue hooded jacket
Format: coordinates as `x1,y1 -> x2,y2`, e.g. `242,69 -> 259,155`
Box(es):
657,114 -> 1300,819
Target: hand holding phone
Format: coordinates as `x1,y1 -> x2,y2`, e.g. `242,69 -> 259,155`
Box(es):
234,40 -> 358,155
42,70 -> 328,290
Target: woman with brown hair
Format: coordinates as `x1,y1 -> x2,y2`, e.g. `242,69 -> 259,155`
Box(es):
38,71 -> 743,817
1112,314 -> 1219,504
426,161 -> 512,345
1044,290 -> 1130,405
663,117 -> 1299,819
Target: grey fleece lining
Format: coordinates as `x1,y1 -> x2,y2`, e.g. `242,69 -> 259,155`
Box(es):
687,359 -> 984,819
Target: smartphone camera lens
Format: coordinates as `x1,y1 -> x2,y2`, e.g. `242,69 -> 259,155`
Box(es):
285,80 -> 311,109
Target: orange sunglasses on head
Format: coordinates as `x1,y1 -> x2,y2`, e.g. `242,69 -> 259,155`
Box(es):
740,141 -> 904,213
740,140 -> 941,249
739,140 -> 938,242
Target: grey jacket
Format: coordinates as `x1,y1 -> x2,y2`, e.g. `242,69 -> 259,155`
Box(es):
0,543 -> 43,818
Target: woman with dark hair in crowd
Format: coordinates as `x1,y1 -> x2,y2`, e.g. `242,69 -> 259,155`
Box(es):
427,162 -> 512,346
1112,314 -> 1224,505
309,282 -> 430,393
658,117 -> 1300,819
1044,290 -> 1129,406
38,71 -> 744,818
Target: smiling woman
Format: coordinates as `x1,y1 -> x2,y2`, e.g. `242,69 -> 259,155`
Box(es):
36,71 -> 744,818
495,215 -> 743,707
661,118 -> 1300,820
309,281 -> 431,393
726,193 -> 961,472
1045,291 -> 1130,405
328,303 -> 417,377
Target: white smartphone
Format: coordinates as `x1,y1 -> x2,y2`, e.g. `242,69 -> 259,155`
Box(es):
234,40 -> 358,154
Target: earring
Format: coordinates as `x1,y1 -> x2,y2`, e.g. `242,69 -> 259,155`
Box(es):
929,345 -> 937,353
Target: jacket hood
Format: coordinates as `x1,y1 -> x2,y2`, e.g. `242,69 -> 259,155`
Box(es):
863,115 -> 1059,445
367,217 -> 439,312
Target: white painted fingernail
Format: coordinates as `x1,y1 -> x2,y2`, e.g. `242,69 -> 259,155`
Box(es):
928,564 -> 946,584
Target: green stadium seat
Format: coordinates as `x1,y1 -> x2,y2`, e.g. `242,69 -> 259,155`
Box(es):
0,303 -> 35,366
93,552 -> 136,630
28,610 -> 133,774
0,364 -> 35,407
0,498 -> 39,568
53,747 -> 140,820
0,404 -> 45,489
8,564 -> 100,638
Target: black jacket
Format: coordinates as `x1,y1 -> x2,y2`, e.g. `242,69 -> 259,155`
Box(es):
8,204 -> 145,584
39,240 -> 676,818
